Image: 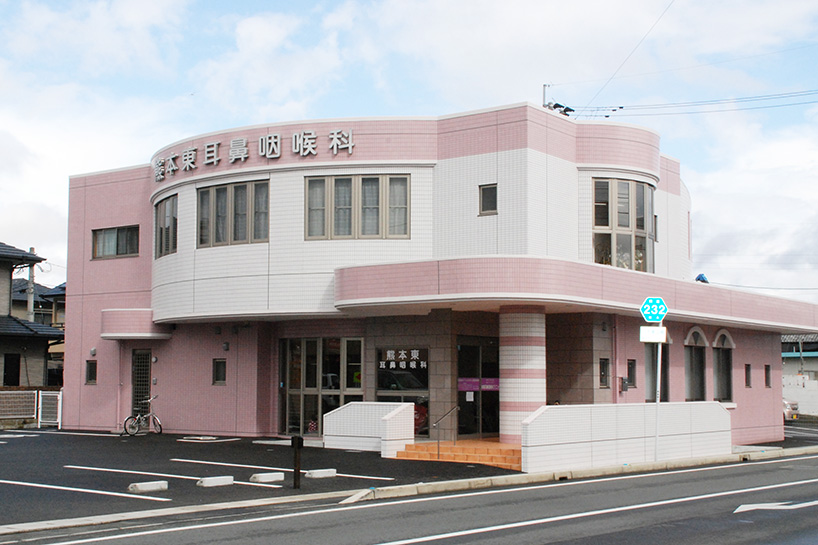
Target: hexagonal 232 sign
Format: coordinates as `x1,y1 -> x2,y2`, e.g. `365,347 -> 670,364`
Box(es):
640,297 -> 668,323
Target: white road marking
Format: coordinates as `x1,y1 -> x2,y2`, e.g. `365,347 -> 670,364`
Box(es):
0,479 -> 169,502
171,458 -> 394,481
734,499 -> 818,513
64,465 -> 281,489
27,475 -> 818,545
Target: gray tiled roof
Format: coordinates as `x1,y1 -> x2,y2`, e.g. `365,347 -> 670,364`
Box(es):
11,279 -> 51,304
0,242 -> 43,265
42,283 -> 66,299
0,315 -> 64,340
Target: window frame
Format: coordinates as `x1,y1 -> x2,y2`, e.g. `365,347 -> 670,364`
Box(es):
92,225 -> 139,259
85,360 -> 97,385
198,181 -> 269,248
479,184 -> 498,216
592,179 -> 655,272
212,358 -> 227,385
599,358 -> 610,388
155,194 -> 178,258
305,174 -> 411,240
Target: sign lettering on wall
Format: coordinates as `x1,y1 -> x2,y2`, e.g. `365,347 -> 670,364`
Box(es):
153,128 -> 355,183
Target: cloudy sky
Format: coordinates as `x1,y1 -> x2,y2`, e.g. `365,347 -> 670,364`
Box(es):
1,0 -> 817,302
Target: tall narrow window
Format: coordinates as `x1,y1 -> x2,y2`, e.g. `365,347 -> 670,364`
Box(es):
617,181 -> 630,228
214,187 -> 228,244
594,180 -> 609,226
685,345 -> 706,401
233,184 -> 248,242
253,182 -> 269,241
155,195 -> 178,258
212,359 -> 227,385
599,358 -> 610,388
713,333 -> 734,402
627,359 -> 637,387
645,344 -> 669,402
198,190 -> 211,246
389,177 -> 409,234
334,178 -> 353,237
85,360 -> 97,385
307,178 -> 326,238
360,177 -> 380,236
745,364 -> 752,388
765,364 -> 772,388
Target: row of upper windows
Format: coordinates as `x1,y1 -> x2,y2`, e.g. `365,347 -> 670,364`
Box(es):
95,177 -> 656,262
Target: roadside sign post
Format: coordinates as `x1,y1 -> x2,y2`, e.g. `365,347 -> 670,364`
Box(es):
640,297 -> 668,462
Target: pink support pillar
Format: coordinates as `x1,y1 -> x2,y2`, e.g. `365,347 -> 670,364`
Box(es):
499,305 -> 547,444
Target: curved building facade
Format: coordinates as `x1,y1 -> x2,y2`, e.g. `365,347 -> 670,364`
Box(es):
65,103 -> 817,445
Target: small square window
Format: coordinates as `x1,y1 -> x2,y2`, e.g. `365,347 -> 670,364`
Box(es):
479,184 -> 497,215
85,360 -> 97,385
212,359 -> 227,385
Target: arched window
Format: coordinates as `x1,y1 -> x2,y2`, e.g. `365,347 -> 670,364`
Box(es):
713,330 -> 735,402
684,328 -> 709,401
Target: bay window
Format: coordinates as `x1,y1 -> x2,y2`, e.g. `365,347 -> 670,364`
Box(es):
593,179 -> 655,272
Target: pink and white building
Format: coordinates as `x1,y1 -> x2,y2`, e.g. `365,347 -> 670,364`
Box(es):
64,103 -> 818,446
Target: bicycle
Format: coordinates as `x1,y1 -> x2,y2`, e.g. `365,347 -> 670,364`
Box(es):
123,394 -> 163,435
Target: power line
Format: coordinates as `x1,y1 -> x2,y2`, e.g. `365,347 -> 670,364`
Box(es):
575,0 -> 676,117
585,90 -> 818,112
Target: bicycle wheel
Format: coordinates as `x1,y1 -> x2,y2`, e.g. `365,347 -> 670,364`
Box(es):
152,415 -> 162,434
124,416 -> 140,436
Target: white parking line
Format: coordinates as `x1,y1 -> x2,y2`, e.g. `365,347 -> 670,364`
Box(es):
170,458 -> 394,481
65,465 -> 282,489
0,479 -> 170,502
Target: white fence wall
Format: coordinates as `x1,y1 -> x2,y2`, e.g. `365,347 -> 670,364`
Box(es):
323,402 -> 414,457
521,402 -> 731,474
0,390 -> 62,428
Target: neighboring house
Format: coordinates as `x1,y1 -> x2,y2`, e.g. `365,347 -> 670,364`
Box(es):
0,243 -> 65,387
64,102 -> 818,445
782,334 -> 818,415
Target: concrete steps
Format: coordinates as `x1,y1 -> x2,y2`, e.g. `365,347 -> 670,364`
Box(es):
396,440 -> 521,471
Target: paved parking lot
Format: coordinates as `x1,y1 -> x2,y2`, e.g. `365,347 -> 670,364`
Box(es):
0,429 -> 515,528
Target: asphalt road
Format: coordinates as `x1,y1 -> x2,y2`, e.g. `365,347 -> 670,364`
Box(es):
3,424 -> 818,544
8,450 -> 818,544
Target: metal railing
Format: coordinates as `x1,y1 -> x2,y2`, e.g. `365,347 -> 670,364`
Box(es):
432,405 -> 459,459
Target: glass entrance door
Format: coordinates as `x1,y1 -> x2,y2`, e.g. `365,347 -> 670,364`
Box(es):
457,337 -> 499,437
283,337 -> 363,436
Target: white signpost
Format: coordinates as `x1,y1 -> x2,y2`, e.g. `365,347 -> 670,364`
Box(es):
640,297 -> 668,461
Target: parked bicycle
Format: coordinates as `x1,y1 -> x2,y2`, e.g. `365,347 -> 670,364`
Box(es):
123,394 -> 162,435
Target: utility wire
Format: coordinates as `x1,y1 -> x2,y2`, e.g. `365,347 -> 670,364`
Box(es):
575,0 -> 676,117
585,90 -> 818,112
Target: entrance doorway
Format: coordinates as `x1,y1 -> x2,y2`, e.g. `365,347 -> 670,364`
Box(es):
131,349 -> 152,416
457,336 -> 499,437
282,338 -> 363,436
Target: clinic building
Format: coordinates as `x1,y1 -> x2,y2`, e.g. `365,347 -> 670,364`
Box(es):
63,103 -> 818,446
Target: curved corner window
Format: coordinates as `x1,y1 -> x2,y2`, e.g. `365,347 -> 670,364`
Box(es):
593,179 -> 654,272
155,195 -> 178,258
198,181 -> 269,247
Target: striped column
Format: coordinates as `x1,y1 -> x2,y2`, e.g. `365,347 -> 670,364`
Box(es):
499,305 -> 547,444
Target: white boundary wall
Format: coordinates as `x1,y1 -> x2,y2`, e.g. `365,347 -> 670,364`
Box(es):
521,402 -> 731,474
323,402 -> 414,458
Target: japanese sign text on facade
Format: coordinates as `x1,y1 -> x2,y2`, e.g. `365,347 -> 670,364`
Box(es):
377,348 -> 429,390
154,129 -> 355,183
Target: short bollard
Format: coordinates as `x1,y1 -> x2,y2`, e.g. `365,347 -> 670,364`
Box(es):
292,435 -> 303,489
